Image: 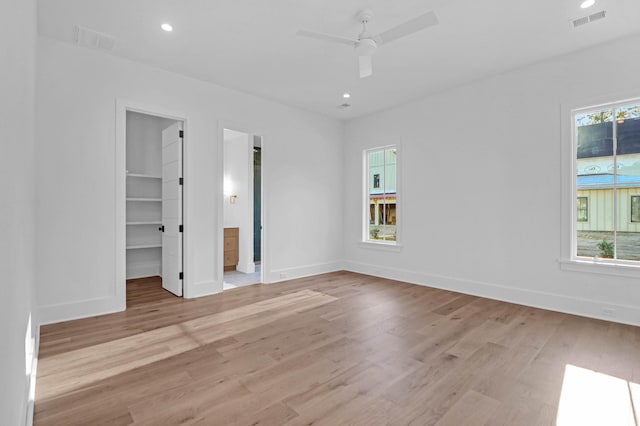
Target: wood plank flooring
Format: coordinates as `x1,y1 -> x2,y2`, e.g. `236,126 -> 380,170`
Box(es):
35,272 -> 640,425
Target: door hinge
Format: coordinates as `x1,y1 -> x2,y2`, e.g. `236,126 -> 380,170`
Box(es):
179,224 -> 183,232
179,130 -> 184,138
179,272 -> 183,280
179,177 -> 183,185
158,225 -> 165,232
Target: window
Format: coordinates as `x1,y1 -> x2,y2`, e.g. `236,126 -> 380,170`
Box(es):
632,196 -> 640,223
577,197 -> 588,222
573,99 -> 640,262
365,146 -> 397,244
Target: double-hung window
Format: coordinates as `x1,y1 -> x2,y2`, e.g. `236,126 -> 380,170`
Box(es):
572,99 -> 640,262
364,146 -> 397,244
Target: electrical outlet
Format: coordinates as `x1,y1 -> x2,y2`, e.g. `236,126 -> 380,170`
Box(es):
601,307 -> 615,317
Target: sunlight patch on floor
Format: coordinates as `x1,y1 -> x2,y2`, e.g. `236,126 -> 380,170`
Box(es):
557,364 -> 639,426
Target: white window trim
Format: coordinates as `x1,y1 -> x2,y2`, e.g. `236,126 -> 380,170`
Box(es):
560,95 -> 640,277
362,144 -> 401,250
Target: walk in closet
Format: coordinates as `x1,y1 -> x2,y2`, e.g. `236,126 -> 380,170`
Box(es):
126,111 -> 183,296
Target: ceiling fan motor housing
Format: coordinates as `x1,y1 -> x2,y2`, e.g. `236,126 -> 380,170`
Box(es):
356,38 -> 377,56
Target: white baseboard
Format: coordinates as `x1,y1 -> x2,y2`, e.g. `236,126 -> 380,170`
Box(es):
39,296 -> 124,325
185,280 -> 222,298
25,324 -> 39,426
344,260 -> 640,327
265,260 -> 345,284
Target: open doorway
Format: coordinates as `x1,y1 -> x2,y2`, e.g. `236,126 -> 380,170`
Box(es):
125,111 -> 184,300
222,129 -> 263,289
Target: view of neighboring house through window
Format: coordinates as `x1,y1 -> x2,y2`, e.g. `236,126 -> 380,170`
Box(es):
631,195 -> 640,223
366,146 -> 397,243
577,197 -> 588,222
373,173 -> 380,189
574,100 -> 640,261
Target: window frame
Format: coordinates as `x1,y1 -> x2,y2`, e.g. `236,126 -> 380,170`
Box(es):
361,144 -> 401,251
561,95 -> 640,277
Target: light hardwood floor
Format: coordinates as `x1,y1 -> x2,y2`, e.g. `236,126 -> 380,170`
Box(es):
35,272 -> 640,425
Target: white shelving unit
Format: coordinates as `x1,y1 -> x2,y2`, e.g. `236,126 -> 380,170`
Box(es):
126,173 -> 162,278
126,197 -> 162,202
127,243 -> 162,250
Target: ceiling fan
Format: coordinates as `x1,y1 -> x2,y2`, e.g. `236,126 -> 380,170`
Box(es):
297,9 -> 439,78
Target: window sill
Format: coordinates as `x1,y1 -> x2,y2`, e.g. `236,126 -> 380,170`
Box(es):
358,241 -> 402,252
558,257 -> 640,278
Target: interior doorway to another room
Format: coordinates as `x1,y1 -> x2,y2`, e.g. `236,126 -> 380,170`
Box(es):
125,111 -> 184,300
223,129 -> 263,290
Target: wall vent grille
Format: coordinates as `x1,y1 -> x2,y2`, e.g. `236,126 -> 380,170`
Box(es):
572,10 -> 606,28
74,25 -> 116,51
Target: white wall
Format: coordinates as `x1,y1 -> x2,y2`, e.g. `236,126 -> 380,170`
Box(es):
0,0 -> 38,423
36,37 -> 344,324
344,32 -> 640,326
126,111 -> 175,176
223,130 -> 254,273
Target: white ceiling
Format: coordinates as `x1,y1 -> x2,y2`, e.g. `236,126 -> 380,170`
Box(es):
38,0 -> 640,120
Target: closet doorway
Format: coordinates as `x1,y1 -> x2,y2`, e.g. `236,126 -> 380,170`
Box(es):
126,111 -> 184,297
222,129 -> 263,290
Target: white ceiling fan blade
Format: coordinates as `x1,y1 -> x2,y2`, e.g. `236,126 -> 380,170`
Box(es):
296,29 -> 358,46
359,55 -> 373,78
376,11 -> 438,45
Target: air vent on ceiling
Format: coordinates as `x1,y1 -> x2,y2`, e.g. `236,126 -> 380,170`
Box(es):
74,25 -> 116,51
572,10 -> 606,28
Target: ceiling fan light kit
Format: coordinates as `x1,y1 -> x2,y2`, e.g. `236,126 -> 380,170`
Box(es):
297,8 -> 439,79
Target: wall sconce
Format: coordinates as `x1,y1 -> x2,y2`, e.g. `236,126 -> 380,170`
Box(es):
230,195 -> 238,204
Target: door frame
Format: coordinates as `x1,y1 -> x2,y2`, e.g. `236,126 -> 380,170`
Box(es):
115,99 -> 188,308
218,123 -> 267,287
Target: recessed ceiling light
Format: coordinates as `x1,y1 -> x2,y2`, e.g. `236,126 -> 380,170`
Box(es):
161,23 -> 173,32
343,93 -> 351,99
580,0 -> 595,9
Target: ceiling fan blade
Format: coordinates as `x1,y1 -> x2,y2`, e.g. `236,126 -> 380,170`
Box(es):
376,11 -> 438,45
296,29 -> 358,46
359,55 -> 373,78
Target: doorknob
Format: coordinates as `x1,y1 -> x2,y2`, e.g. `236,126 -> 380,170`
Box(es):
159,225 -> 165,232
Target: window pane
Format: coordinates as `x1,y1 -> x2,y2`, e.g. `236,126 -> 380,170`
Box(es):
382,148 -> 397,241
576,109 -> 614,258
615,103 -> 640,261
367,147 -> 397,242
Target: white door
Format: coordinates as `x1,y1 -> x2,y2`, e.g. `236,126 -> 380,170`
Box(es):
161,122 -> 183,296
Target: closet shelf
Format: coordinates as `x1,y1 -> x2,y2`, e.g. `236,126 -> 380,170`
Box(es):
126,244 -> 162,250
127,173 -> 161,179
126,197 -> 162,202
126,221 -> 162,225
